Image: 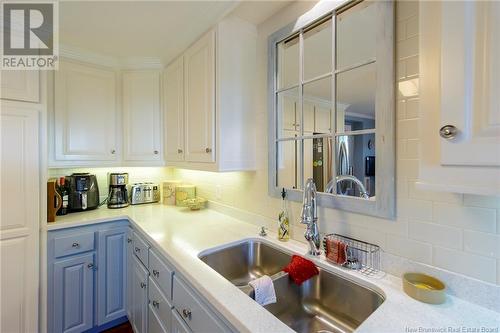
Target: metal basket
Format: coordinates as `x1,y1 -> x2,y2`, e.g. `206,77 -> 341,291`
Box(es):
323,233 -> 381,277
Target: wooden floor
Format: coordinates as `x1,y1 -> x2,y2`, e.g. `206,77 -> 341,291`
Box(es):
102,321 -> 133,333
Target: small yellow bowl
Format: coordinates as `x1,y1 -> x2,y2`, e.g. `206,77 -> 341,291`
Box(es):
403,273 -> 446,304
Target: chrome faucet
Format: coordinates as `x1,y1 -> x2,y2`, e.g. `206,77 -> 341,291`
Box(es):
325,175 -> 370,199
300,178 -> 321,256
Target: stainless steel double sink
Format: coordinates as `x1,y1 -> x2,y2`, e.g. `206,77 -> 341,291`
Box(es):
199,239 -> 384,333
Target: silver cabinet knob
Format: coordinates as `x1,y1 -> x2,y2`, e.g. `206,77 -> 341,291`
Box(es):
140,282 -> 146,289
87,263 -> 95,270
152,269 -> 159,277
135,247 -> 140,252
152,300 -> 160,308
127,238 -> 132,243
182,309 -> 192,319
205,147 -> 212,153
154,150 -> 159,155
72,242 -> 80,248
177,149 -> 183,154
439,125 -> 458,139
111,149 -> 116,154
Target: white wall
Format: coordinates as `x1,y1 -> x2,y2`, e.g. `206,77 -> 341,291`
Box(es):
173,1 -> 500,286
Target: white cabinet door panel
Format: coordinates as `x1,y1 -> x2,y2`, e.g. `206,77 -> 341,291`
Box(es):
164,57 -> 185,162
184,30 -> 215,163
0,102 -> 39,333
315,105 -> 332,134
123,70 -> 162,161
1,70 -> 39,102
440,1 -> 500,166
55,61 -> 118,161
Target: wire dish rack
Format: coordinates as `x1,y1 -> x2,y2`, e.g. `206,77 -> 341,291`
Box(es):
323,233 -> 382,277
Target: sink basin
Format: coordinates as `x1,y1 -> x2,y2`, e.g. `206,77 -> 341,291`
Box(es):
199,239 -> 291,286
199,239 -> 384,333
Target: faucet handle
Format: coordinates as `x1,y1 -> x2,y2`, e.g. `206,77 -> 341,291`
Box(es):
259,226 -> 267,237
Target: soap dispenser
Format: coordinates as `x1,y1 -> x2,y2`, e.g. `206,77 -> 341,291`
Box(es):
278,188 -> 290,241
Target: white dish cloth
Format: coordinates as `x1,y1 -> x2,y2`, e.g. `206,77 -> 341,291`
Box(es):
249,275 -> 276,306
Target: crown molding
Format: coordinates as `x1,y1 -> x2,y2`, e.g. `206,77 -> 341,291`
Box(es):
59,44 -> 164,70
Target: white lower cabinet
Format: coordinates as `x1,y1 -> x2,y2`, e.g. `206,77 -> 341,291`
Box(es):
125,230 -> 231,333
172,276 -> 231,333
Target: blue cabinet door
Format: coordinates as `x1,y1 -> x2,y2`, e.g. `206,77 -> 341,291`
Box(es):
126,227 -> 134,320
97,227 -> 128,325
131,255 -> 149,333
53,253 -> 94,333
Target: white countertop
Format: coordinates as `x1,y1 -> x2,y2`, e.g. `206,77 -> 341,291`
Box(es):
45,204 -> 500,333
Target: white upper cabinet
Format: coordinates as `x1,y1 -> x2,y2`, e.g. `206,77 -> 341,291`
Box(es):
54,60 -> 118,162
184,31 -> 215,163
419,1 -> 500,195
122,70 -> 162,162
0,70 -> 39,103
164,16 -> 257,171
164,57 -> 185,162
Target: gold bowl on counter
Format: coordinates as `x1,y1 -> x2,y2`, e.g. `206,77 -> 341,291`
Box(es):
403,272 -> 446,304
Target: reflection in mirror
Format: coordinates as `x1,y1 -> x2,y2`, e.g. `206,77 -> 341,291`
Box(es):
336,1 -> 376,69
304,18 -> 332,80
325,134 -> 375,199
336,62 -> 376,132
277,87 -> 300,138
303,137 -> 332,192
303,76 -> 332,135
276,140 -> 302,189
277,36 -> 299,89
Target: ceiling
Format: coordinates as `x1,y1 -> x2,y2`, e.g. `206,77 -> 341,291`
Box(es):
59,1 -> 292,65
60,1 -> 237,64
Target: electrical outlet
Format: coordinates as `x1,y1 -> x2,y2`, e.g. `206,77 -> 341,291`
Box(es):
215,185 -> 222,200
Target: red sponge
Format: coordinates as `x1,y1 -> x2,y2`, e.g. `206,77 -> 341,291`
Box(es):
283,255 -> 319,285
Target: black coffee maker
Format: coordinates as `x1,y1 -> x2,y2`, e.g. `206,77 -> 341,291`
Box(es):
107,173 -> 129,209
67,173 -> 100,211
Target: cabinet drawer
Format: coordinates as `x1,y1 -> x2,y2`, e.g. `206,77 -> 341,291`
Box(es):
173,276 -> 229,333
171,309 -> 191,333
148,277 -> 172,331
149,249 -> 173,300
133,231 -> 149,267
53,231 -> 95,258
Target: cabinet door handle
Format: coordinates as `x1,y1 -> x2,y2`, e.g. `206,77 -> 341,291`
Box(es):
135,247 -> 140,252
152,300 -> 160,308
140,282 -> 146,289
439,125 -> 458,139
182,308 -> 192,319
111,149 -> 116,154
205,147 -> 212,153
152,269 -> 159,277
177,149 -> 183,154
87,263 -> 96,270
72,242 -> 80,248
154,150 -> 159,155
127,238 -> 132,243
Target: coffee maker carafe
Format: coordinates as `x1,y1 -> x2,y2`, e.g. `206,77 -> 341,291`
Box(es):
108,173 -> 129,209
